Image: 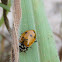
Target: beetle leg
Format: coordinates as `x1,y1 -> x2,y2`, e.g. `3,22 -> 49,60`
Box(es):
30,47 -> 32,48
34,40 -> 37,42
26,47 -> 28,50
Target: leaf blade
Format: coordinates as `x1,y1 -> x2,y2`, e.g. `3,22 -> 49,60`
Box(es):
0,3 -> 10,11
19,0 -> 60,62
32,0 -> 60,62
19,0 -> 40,62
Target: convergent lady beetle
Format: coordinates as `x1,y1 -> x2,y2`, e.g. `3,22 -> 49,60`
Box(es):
19,30 -> 36,52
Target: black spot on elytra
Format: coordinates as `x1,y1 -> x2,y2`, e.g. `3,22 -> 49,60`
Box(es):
34,36 -> 36,38
30,34 -> 32,37
33,31 -> 35,33
22,37 -> 24,38
25,32 -> 27,34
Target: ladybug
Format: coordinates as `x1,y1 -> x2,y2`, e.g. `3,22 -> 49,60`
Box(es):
19,30 -> 36,52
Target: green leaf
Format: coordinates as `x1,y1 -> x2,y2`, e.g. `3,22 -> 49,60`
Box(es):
19,0 -> 60,62
0,3 -> 10,11
8,0 -> 11,9
19,0 -> 40,62
0,16 -> 4,27
32,0 -> 60,62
